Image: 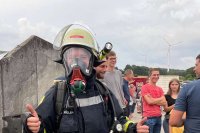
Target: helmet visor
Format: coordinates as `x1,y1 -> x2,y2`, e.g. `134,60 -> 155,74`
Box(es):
63,47 -> 93,76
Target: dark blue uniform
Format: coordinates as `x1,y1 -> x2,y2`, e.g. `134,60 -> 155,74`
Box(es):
24,75 -> 137,133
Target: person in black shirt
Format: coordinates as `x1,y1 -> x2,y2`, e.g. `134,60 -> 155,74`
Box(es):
163,78 -> 180,133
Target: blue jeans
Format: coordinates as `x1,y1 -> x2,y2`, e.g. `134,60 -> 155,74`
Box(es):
163,117 -> 169,133
145,116 -> 161,133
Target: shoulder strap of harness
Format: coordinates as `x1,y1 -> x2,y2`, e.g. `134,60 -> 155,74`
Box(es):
95,79 -> 121,132
95,79 -> 110,96
54,80 -> 67,130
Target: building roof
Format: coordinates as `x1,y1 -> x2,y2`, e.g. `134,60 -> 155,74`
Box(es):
0,52 -> 8,60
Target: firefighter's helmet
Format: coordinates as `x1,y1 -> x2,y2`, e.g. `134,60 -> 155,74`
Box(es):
53,24 -> 99,64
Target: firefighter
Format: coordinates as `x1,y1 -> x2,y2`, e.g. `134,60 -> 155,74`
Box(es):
24,24 -> 149,133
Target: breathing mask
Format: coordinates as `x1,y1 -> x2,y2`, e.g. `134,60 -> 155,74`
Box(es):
63,47 -> 94,94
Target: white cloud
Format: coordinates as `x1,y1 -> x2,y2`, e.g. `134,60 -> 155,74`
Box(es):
180,56 -> 195,68
0,17 -> 58,51
1,0 -> 200,70
17,18 -> 58,42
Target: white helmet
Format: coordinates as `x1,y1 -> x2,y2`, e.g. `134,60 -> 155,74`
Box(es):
53,24 -> 99,61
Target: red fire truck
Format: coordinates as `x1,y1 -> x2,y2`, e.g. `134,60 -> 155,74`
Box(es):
131,76 -> 148,87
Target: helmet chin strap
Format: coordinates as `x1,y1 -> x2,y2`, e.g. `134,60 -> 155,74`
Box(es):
69,66 -> 86,95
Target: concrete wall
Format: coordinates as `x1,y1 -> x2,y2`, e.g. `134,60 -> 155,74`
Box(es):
157,75 -> 180,94
0,35 -> 64,132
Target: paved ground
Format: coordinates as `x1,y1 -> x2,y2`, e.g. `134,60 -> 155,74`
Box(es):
130,111 -> 165,133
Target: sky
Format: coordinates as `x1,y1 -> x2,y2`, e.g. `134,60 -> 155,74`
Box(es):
0,0 -> 200,70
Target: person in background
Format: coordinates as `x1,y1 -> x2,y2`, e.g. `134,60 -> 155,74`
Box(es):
136,90 -> 142,114
129,77 -> 137,118
95,58 -> 107,80
123,69 -> 134,116
141,68 -> 166,133
169,112 -> 185,133
163,78 -> 180,133
103,51 -> 128,113
170,54 -> 200,133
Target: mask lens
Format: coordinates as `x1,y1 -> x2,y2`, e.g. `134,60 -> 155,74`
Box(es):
63,47 -> 92,76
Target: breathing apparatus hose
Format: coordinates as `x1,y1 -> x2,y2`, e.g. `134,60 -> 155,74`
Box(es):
107,89 -> 123,133
95,81 -> 122,132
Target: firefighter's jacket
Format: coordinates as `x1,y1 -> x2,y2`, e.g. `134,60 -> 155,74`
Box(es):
24,75 -> 137,133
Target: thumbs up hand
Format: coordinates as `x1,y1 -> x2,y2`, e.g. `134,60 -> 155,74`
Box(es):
26,104 -> 41,133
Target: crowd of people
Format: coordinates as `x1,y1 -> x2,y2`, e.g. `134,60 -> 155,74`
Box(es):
23,23 -> 200,133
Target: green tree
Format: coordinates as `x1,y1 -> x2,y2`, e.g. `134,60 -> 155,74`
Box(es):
122,64 -> 195,81
183,67 -> 195,80
131,65 -> 149,76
